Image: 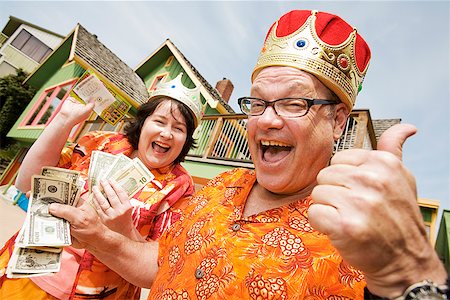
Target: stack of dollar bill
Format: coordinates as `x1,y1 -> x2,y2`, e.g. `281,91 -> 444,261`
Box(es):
6,167 -> 83,278
6,151 -> 154,278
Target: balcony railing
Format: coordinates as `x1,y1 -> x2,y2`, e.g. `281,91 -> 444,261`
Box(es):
75,109 -> 377,169
186,109 -> 377,168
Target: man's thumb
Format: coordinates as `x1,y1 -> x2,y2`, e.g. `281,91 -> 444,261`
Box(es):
377,123 -> 417,160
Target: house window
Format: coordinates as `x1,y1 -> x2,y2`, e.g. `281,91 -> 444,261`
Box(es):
165,56 -> 174,67
11,29 -> 52,63
22,80 -> 77,127
148,73 -> 168,92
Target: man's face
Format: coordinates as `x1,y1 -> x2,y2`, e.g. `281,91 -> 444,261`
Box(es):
247,66 -> 347,195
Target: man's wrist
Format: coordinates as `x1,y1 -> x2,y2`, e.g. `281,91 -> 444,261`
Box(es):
365,278 -> 450,299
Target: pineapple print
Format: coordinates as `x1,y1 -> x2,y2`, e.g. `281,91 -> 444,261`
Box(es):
262,227 -> 305,256
189,195 -> 209,218
168,245 -> 181,268
205,176 -> 224,188
196,247 -> 226,277
194,248 -> 233,300
338,261 -> 364,286
157,288 -> 191,300
220,187 -> 238,205
184,215 -> 215,255
245,269 -> 288,300
288,216 -> 313,233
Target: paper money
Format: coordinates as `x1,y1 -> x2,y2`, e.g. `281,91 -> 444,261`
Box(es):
7,246 -> 61,276
41,167 -> 80,206
110,157 -> 155,197
88,151 -> 117,193
71,72 -> 131,125
72,73 -> 116,116
103,154 -> 133,179
26,176 -> 72,247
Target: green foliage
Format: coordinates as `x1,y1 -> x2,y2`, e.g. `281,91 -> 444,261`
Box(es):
0,142 -> 21,160
0,69 -> 36,147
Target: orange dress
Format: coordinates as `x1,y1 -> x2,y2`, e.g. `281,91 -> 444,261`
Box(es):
149,168 -> 366,300
0,131 -> 194,300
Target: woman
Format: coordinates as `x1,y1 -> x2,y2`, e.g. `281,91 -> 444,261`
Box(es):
0,73 -> 202,299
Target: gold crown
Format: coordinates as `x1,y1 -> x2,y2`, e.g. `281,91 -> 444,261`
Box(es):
149,73 -> 202,127
252,10 -> 370,109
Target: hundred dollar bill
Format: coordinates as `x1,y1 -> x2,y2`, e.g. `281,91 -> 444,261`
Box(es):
111,157 -> 154,197
41,167 -> 80,206
7,246 -> 61,276
25,176 -> 72,247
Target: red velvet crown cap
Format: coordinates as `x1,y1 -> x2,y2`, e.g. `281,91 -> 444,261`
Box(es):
253,10 -> 372,108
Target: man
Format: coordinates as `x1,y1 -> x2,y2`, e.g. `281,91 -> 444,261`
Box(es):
51,9 -> 447,299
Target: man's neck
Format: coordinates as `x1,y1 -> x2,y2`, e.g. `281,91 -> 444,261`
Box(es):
242,182 -> 315,218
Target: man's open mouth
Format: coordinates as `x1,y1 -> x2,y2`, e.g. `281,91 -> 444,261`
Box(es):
261,140 -> 292,163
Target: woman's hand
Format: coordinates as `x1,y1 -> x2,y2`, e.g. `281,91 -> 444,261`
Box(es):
92,180 -> 144,241
55,97 -> 95,127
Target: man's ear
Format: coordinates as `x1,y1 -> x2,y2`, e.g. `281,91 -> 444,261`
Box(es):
333,103 -> 349,141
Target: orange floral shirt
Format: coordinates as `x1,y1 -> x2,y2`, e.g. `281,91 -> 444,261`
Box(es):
149,168 -> 366,300
0,131 -> 195,300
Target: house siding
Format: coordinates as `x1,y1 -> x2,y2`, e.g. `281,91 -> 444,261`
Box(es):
7,62 -> 86,142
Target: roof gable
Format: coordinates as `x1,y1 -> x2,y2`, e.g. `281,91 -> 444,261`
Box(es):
24,24 -> 149,107
1,15 -> 64,38
72,25 -> 149,105
135,39 -> 235,114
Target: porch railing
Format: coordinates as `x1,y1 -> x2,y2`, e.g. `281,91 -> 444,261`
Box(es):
74,109 -> 377,169
187,109 -> 376,168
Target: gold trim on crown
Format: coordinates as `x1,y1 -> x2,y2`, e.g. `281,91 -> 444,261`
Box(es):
252,10 -> 369,109
149,73 -> 202,127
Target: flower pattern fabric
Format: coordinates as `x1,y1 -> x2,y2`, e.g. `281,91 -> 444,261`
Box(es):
149,168 -> 365,300
0,131 -> 194,299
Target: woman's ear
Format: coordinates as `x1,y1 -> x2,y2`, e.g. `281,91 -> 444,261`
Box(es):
333,103 -> 349,141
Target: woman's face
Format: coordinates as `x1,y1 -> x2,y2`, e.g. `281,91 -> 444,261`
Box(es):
137,100 -> 187,170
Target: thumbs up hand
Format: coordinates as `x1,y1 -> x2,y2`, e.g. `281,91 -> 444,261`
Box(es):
309,124 -> 447,297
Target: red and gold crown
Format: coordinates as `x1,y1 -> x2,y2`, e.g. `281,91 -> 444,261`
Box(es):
149,73 -> 202,128
252,10 -> 371,109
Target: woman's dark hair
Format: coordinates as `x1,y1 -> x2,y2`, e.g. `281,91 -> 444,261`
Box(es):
124,97 -> 197,165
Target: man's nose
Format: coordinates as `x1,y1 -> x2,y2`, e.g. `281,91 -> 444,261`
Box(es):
257,105 -> 284,129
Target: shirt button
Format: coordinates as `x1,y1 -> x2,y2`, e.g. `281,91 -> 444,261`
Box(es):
195,268 -> 204,279
231,223 -> 241,232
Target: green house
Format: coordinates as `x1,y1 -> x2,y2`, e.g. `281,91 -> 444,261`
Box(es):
2,23 -> 237,189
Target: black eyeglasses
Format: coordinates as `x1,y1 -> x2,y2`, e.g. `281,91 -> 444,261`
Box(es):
238,97 -> 339,118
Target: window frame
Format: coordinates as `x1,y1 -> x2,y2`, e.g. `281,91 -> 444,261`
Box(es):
148,72 -> 169,92
19,79 -> 78,128
10,29 -> 53,63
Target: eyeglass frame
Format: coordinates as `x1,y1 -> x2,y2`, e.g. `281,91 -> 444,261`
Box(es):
238,96 -> 340,118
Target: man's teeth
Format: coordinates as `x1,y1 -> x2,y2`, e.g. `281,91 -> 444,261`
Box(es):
261,140 -> 290,147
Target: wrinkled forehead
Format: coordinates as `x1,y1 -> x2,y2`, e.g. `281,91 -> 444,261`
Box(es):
250,66 -> 332,98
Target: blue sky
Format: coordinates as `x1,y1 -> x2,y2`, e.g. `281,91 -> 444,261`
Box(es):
1,1 -> 449,217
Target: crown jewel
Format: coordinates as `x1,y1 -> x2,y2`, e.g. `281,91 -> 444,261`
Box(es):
149,73 -> 202,127
252,10 -> 371,109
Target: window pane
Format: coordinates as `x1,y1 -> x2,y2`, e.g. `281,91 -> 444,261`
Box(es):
38,47 -> 52,63
36,82 -> 74,125
21,36 -> 52,63
26,91 -> 52,125
11,29 -> 31,50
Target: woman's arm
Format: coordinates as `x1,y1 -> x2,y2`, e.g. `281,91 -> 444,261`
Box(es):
16,98 -> 93,192
49,200 -> 159,288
